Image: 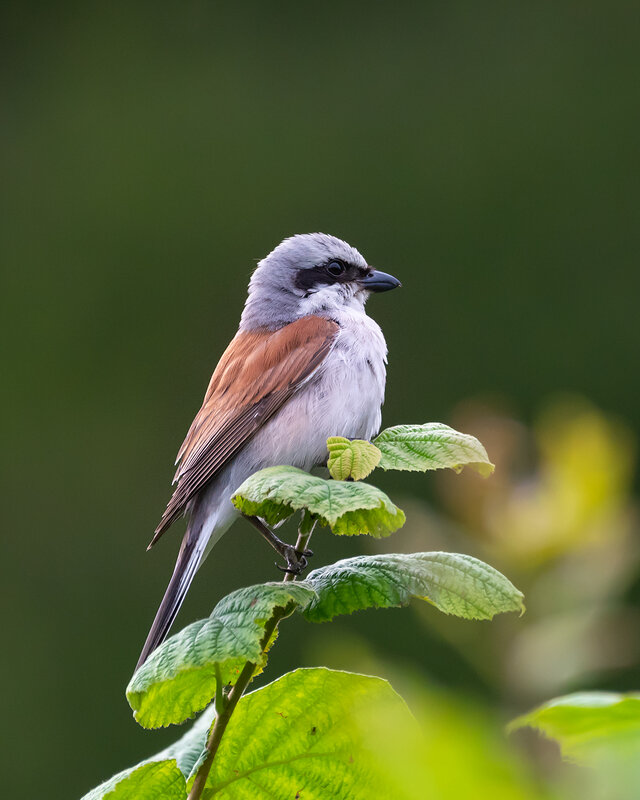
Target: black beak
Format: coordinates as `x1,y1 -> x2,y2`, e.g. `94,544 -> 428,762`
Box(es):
361,268 -> 402,293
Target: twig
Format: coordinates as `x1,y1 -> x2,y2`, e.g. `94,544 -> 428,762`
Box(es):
187,519 -> 317,800
213,663 -> 225,717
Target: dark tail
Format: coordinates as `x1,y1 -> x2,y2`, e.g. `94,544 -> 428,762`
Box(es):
135,526 -> 206,671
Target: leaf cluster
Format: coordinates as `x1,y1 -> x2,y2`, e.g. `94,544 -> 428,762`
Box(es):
82,422 -> 518,800
232,422 -> 494,536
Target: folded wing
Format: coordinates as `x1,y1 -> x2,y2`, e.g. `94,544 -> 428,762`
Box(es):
149,315 -> 339,546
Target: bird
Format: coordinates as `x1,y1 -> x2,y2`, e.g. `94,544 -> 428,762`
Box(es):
136,232 -> 400,669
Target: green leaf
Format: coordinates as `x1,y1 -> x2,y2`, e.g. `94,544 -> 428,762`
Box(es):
80,760 -> 186,800
202,667 -> 415,798
509,692 -> 640,763
153,704 -> 215,780
126,582 -> 315,728
374,423 -> 495,476
302,552 -> 525,622
327,436 -> 382,481
232,465 -> 405,537
365,684 -> 547,800
81,706 -> 216,799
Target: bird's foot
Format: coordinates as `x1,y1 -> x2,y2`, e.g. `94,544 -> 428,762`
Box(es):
243,514 -> 314,575
275,545 -> 314,575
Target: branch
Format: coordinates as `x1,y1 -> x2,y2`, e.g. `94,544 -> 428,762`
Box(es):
187,520 -> 316,800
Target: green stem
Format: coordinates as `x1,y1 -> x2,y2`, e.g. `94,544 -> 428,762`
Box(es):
213,663 -> 225,717
187,520 -> 316,800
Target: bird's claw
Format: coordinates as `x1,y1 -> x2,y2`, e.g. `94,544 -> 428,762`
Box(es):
275,546 -> 314,575
276,562 -> 299,575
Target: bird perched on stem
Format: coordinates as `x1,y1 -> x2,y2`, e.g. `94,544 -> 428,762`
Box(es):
137,233 -> 400,668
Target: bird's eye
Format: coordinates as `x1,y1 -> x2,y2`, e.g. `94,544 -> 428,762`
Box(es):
326,260 -> 346,277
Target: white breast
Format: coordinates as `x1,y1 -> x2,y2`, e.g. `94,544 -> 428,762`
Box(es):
290,308 -> 388,465
319,307 -> 387,434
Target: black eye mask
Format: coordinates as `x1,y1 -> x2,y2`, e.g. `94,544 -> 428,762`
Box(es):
295,261 -> 365,292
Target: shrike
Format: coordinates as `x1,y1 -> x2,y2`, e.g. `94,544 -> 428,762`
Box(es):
137,233 -> 400,668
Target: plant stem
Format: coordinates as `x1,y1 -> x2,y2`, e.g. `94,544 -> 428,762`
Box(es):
213,663 -> 225,717
282,519 -> 315,584
187,521 -> 316,800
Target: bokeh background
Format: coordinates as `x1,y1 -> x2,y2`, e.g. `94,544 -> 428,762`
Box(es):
3,2 -> 640,798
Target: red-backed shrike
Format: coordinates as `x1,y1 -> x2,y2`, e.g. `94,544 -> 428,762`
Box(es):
137,233 -> 400,668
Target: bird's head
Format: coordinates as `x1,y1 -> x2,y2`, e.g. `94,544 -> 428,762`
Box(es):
240,233 -> 401,330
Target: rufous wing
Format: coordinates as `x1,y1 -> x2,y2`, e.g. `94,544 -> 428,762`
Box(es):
149,315 -> 339,546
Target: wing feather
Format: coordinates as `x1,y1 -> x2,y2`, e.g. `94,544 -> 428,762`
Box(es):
150,315 -> 339,545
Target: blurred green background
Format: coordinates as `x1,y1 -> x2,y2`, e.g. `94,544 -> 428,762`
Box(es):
3,2 -> 640,798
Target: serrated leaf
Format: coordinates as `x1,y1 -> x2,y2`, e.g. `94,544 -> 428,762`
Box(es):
509,692 -> 640,764
374,423 -> 495,476
327,436 -> 382,481
303,552 -> 525,622
81,706 -> 216,799
202,667 -> 415,799
127,582 -> 315,728
232,465 -> 405,537
80,760 -> 186,800
153,704 -> 216,781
